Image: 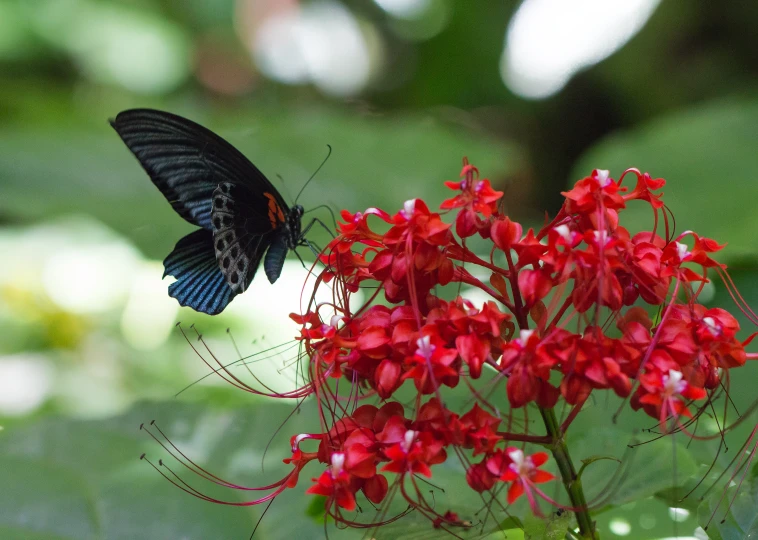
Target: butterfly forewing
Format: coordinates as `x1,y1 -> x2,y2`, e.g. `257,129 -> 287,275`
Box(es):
110,109 -> 287,229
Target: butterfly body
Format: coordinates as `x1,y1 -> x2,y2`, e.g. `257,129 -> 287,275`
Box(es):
111,109 -> 309,315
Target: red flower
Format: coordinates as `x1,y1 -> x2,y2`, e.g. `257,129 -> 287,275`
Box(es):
562,169 -> 626,229
381,430 -> 447,478
442,158 -> 503,237
487,448 -> 555,514
454,403 -> 501,455
466,461 -> 498,492
558,328 -> 633,403
621,168 -> 666,208
433,510 -> 464,529
491,216 -> 523,252
500,330 -> 560,408
402,331 -> 460,393
306,453 -> 357,511
634,368 -> 708,428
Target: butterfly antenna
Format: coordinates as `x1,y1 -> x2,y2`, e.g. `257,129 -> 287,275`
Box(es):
295,144 -> 332,204
275,173 -> 296,205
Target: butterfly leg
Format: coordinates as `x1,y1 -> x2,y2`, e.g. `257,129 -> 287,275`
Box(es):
304,204 -> 338,231
302,239 -> 323,260
292,247 -> 309,272
293,245 -> 328,283
289,240 -> 325,278
300,217 -> 335,239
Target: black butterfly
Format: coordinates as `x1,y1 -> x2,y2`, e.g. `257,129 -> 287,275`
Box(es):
110,109 -> 311,315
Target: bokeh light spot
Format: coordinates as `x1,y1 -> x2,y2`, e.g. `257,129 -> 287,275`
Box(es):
667,507 -> 690,522
43,243 -> 139,314
374,0 -> 431,19
55,4 -> 191,94
502,0 -> 660,99
0,354 -> 54,416
121,262 -> 179,350
252,1 -> 372,96
608,518 -> 631,536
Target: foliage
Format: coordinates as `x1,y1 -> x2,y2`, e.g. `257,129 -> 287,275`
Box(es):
3,1 -> 758,539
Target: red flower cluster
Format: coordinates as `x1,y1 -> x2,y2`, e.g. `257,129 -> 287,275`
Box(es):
150,160 -> 756,532
294,398 -> 556,523
283,162 -> 754,521
303,165 -> 750,429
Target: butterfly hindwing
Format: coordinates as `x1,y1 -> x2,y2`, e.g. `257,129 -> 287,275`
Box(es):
212,182 -> 283,293
163,229 -> 235,315
110,109 -> 287,230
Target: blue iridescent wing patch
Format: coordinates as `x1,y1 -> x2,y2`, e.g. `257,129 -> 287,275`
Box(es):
163,230 -> 236,315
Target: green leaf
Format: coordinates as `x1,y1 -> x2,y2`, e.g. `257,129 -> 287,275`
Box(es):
572,97 -> 758,260
521,513 -> 546,539
654,486 -> 701,512
543,511 -> 574,540
697,475 -> 758,540
0,401 -> 357,540
497,516 -> 524,530
523,512 -> 575,540
570,426 -> 697,509
576,455 -> 621,482
306,495 -> 328,523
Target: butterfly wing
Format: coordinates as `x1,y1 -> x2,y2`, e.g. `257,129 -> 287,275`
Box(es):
212,181 -> 287,292
163,229 -> 236,315
110,109 -> 287,230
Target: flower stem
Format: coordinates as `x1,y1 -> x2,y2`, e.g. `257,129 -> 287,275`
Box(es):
539,406 -> 596,539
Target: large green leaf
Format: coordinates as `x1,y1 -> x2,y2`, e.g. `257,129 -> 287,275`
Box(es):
0,401 -> 356,540
573,427 -> 697,509
563,424 -> 700,538
697,463 -> 758,540
572,97 -> 758,259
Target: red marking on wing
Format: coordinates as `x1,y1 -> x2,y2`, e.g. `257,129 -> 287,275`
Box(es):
264,192 -> 285,228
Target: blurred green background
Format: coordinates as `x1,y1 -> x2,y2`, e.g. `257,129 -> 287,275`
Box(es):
2,1 -> 758,539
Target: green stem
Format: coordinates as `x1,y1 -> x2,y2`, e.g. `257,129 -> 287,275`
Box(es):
539,407 -> 596,539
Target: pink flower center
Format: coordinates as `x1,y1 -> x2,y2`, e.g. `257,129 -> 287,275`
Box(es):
517,329 -> 534,347
415,335 -> 435,361
401,199 -> 416,220
402,430 -> 417,453
593,230 -> 609,246
675,242 -> 691,261
702,316 -> 720,336
662,369 -> 686,398
595,169 -> 611,187
507,448 -> 533,478
554,224 -> 572,242
331,452 -> 345,476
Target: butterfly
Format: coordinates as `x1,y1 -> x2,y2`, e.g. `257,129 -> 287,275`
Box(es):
110,108 -> 313,315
